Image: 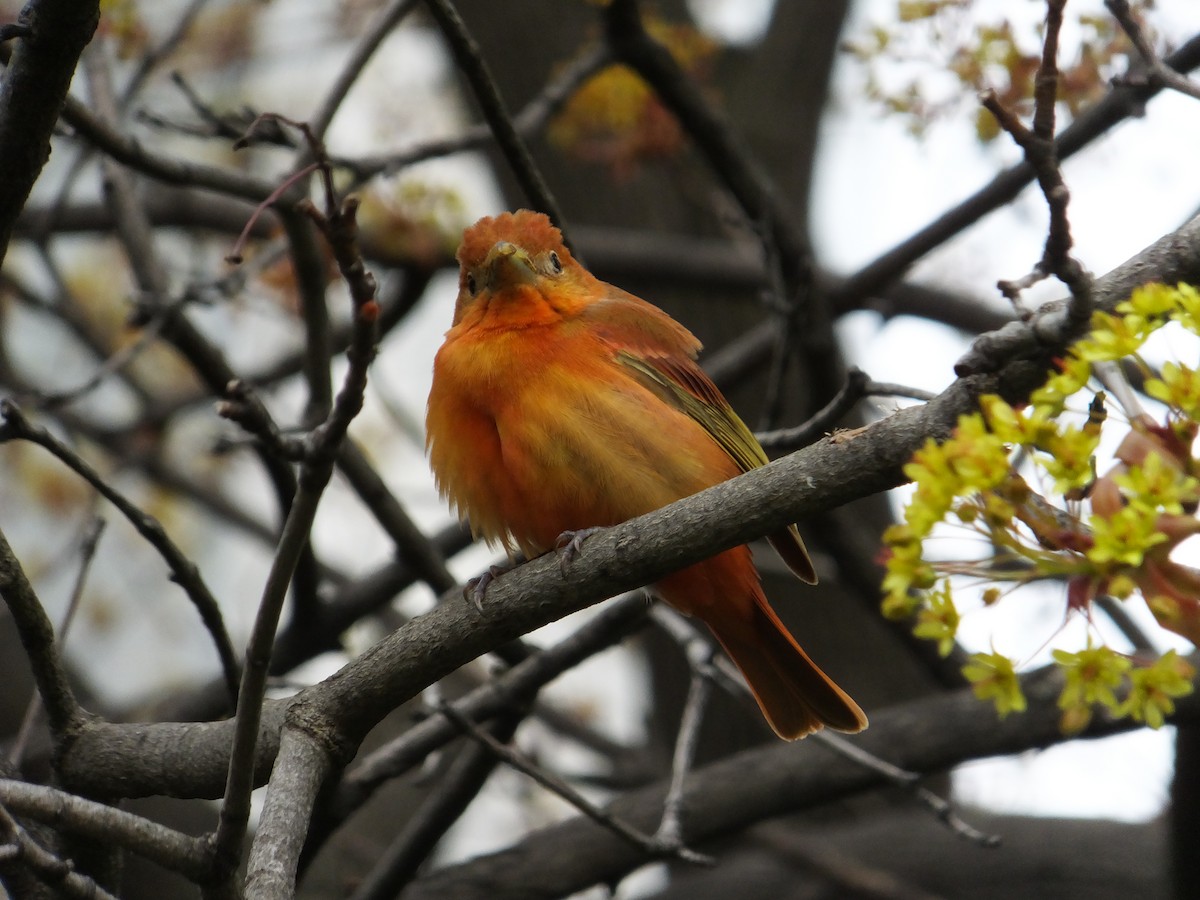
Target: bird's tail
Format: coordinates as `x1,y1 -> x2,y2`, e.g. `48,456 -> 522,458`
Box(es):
706,588 -> 867,740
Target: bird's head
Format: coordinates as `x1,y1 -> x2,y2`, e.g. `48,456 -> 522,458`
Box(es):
451,210 -> 592,326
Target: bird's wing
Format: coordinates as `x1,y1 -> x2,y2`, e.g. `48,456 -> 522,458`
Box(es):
581,286 -> 817,584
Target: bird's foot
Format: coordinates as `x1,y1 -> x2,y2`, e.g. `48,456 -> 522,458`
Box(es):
464,563 -> 515,613
554,527 -> 604,576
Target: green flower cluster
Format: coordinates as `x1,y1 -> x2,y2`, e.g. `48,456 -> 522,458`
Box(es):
883,283 -> 1200,730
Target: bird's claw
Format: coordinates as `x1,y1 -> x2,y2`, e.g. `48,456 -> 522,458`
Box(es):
464,563 -> 514,613
554,527 -> 603,576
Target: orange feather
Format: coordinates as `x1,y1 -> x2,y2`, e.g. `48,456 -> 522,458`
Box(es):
426,210 -> 866,739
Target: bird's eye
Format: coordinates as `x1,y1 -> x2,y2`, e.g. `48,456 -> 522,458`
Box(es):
466,274 -> 477,295
548,251 -> 562,274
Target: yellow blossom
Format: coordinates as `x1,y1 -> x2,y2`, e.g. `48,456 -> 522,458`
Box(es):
1145,362 -> 1200,421
1053,644 -> 1130,717
1086,505 -> 1168,569
1114,451 -> 1199,516
1119,651 -> 1196,728
1072,310 -> 1149,363
913,583 -> 960,657
1031,355 -> 1092,413
963,652 -> 1027,718
1169,283 -> 1200,335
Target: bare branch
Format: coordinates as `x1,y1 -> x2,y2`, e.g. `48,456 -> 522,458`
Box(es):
339,42 -> 611,182
441,702 -> 710,866
0,524 -> 83,738
1107,0 -> 1200,103
982,0 -> 1092,322
215,127 -> 381,886
653,626 -> 718,865
420,0 -> 568,243
0,0 -> 100,265
309,0 -> 421,141
0,779 -> 211,881
832,31 -> 1200,309
316,594 -> 649,848
400,663 -> 1197,899
0,401 -> 240,702
8,517 -> 104,768
344,714 -> 523,900
241,726 -> 333,900
0,798 -> 119,900
814,732 -> 1001,848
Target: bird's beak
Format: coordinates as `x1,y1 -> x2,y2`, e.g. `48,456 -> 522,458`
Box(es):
482,241 -> 538,291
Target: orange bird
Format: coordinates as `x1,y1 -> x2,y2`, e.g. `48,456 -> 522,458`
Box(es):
426,210 -> 866,739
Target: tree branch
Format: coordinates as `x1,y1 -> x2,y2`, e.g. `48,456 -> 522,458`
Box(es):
0,780 -> 211,881
831,31 -> 1200,308
212,140 -> 382,888
0,525 -> 84,739
0,401 -> 241,703
402,664 -> 1197,899
421,0 -> 567,240
0,0 -> 100,265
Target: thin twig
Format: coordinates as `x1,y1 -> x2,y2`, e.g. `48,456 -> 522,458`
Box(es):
0,401 -> 241,702
440,702 -> 711,866
224,160 -> 318,264
983,1 -> 1093,322
813,731 -> 1003,848
756,215 -> 798,432
0,798 -> 120,900
866,381 -> 938,403
346,713 -> 524,900
165,71 -> 278,145
309,0 -> 421,141
647,606 -> 767,728
0,523 -> 83,739
33,302 -> 174,411
282,205 -> 336,429
832,32 -> 1200,313
649,606 -> 996,847
1107,0 -> 1200,103
756,368 -> 871,452
758,370 -> 947,456
60,90 -> 280,203
336,42 -> 611,182
8,516 -> 105,768
122,0 -> 212,109
420,0 -> 569,246
653,638 -> 717,865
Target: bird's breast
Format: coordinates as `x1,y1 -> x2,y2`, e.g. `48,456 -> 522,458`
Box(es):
427,322 -> 729,556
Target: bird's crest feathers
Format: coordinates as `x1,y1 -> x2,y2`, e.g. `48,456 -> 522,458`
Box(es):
457,210 -> 574,271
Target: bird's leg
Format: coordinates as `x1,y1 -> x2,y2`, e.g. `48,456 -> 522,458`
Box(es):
554,527 -> 604,575
464,562 -> 516,613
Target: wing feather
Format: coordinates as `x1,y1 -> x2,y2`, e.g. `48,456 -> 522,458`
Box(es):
581,287 -> 817,584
